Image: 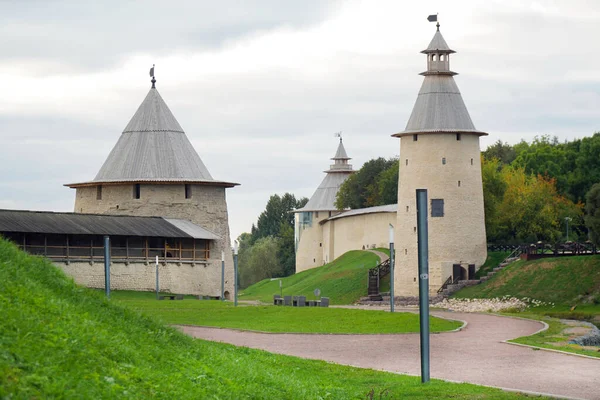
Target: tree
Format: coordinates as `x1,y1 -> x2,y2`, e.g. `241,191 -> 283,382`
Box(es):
238,193 -> 308,287
493,167 -> 583,243
481,157 -> 507,242
585,183 -> 600,245
483,140 -> 517,165
239,236 -> 282,288
335,157 -> 398,209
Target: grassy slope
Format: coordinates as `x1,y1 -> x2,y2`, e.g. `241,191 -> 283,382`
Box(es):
240,250 -> 381,304
475,251 -> 510,278
0,239 -> 536,399
114,292 -> 461,334
454,255 -> 600,305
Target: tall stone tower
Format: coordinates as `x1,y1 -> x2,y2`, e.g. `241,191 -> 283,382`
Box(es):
65,76 -> 238,296
294,138 -> 354,272
393,24 -> 487,295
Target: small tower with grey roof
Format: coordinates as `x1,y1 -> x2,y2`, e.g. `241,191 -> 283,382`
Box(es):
66,75 -> 239,297
294,138 -> 354,272
393,24 -> 487,295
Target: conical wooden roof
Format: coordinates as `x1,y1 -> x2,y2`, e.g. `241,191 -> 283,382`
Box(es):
66,86 -> 238,188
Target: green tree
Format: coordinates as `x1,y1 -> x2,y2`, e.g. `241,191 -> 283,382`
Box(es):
335,157 -> 397,209
239,236 -> 282,288
483,140 -> 517,165
585,183 -> 600,245
481,157 -> 507,242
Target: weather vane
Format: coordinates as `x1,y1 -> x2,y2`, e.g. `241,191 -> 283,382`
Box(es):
149,64 -> 156,88
334,131 -> 343,142
427,13 -> 440,30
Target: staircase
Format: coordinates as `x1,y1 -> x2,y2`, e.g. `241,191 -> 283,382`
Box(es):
360,248 -> 523,304
367,258 -> 390,301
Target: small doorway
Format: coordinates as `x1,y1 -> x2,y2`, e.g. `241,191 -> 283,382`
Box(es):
453,264 -> 467,281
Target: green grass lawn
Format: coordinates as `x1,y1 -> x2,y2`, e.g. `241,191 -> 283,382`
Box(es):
240,250 -> 382,304
114,291 -> 461,334
0,238 -> 540,399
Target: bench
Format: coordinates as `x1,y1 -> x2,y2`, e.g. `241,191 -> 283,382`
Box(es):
274,295 -> 328,307
159,294 -> 184,300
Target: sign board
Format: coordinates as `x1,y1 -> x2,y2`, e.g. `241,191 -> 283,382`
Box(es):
314,288 -> 321,297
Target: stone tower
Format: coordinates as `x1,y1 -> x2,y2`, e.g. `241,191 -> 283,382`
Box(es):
65,77 -> 238,297
294,138 -> 354,272
393,24 -> 487,295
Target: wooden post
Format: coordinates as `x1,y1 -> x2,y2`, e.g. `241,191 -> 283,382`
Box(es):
44,235 -> 48,257
126,237 -> 129,262
66,235 -> 70,260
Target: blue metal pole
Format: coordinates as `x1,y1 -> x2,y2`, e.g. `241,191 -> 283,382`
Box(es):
221,251 -> 225,301
416,189 -> 430,383
234,252 -> 238,306
103,235 -> 111,300
389,224 -> 395,313
155,255 -> 159,300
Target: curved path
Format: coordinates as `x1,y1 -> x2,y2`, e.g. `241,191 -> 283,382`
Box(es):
178,311 -> 600,399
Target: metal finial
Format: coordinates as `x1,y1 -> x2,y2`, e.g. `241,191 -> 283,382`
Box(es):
436,21 -> 440,31
334,131 -> 342,142
149,64 -> 156,89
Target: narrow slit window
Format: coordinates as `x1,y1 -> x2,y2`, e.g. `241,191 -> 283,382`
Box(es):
442,157 -> 446,165
458,181 -> 461,187
405,249 -> 407,255
96,185 -> 102,200
471,158 -> 474,165
413,134 -> 418,141
134,184 -> 141,199
405,159 -> 409,166
185,184 -> 192,199
406,206 -> 409,212
456,133 -> 461,141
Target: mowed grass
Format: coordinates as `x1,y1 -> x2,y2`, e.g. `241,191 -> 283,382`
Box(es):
114,291 -> 461,334
454,255 -> 600,305
0,238 -> 538,399
240,250 -> 382,304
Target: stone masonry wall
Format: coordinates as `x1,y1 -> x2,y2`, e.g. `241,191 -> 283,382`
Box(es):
57,260 -> 226,296
73,184 -> 234,297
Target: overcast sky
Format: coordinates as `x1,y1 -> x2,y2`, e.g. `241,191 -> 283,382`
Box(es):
1,0 -> 599,241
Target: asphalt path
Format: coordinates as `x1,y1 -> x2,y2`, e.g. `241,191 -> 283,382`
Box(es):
178,310 -> 600,399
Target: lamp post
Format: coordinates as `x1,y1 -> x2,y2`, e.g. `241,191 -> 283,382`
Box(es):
221,250 -> 225,301
389,224 -> 395,313
233,240 -> 239,306
565,217 -> 572,242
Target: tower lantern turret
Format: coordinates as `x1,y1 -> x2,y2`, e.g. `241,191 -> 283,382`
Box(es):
421,23 -> 456,75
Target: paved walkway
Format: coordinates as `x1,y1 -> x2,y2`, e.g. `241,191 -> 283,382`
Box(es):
366,249 -> 389,263
178,311 -> 600,399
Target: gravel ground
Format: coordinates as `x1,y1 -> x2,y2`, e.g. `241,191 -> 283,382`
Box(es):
178,309 -> 600,400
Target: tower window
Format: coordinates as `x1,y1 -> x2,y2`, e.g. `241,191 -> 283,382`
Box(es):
456,133 -> 461,141
185,184 -> 192,199
315,212 -> 319,218
413,134 -> 418,141
405,159 -> 409,166
440,54 -> 445,61
471,158 -> 474,165
432,54 -> 437,61
96,185 -> 102,200
134,184 -> 141,199
458,181 -> 461,187
442,157 -> 446,165
406,206 -> 409,212
431,199 -> 444,217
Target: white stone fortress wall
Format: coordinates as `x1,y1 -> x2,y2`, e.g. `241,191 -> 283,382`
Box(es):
395,133 -> 487,295
57,259 -> 225,296
74,183 -> 234,297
